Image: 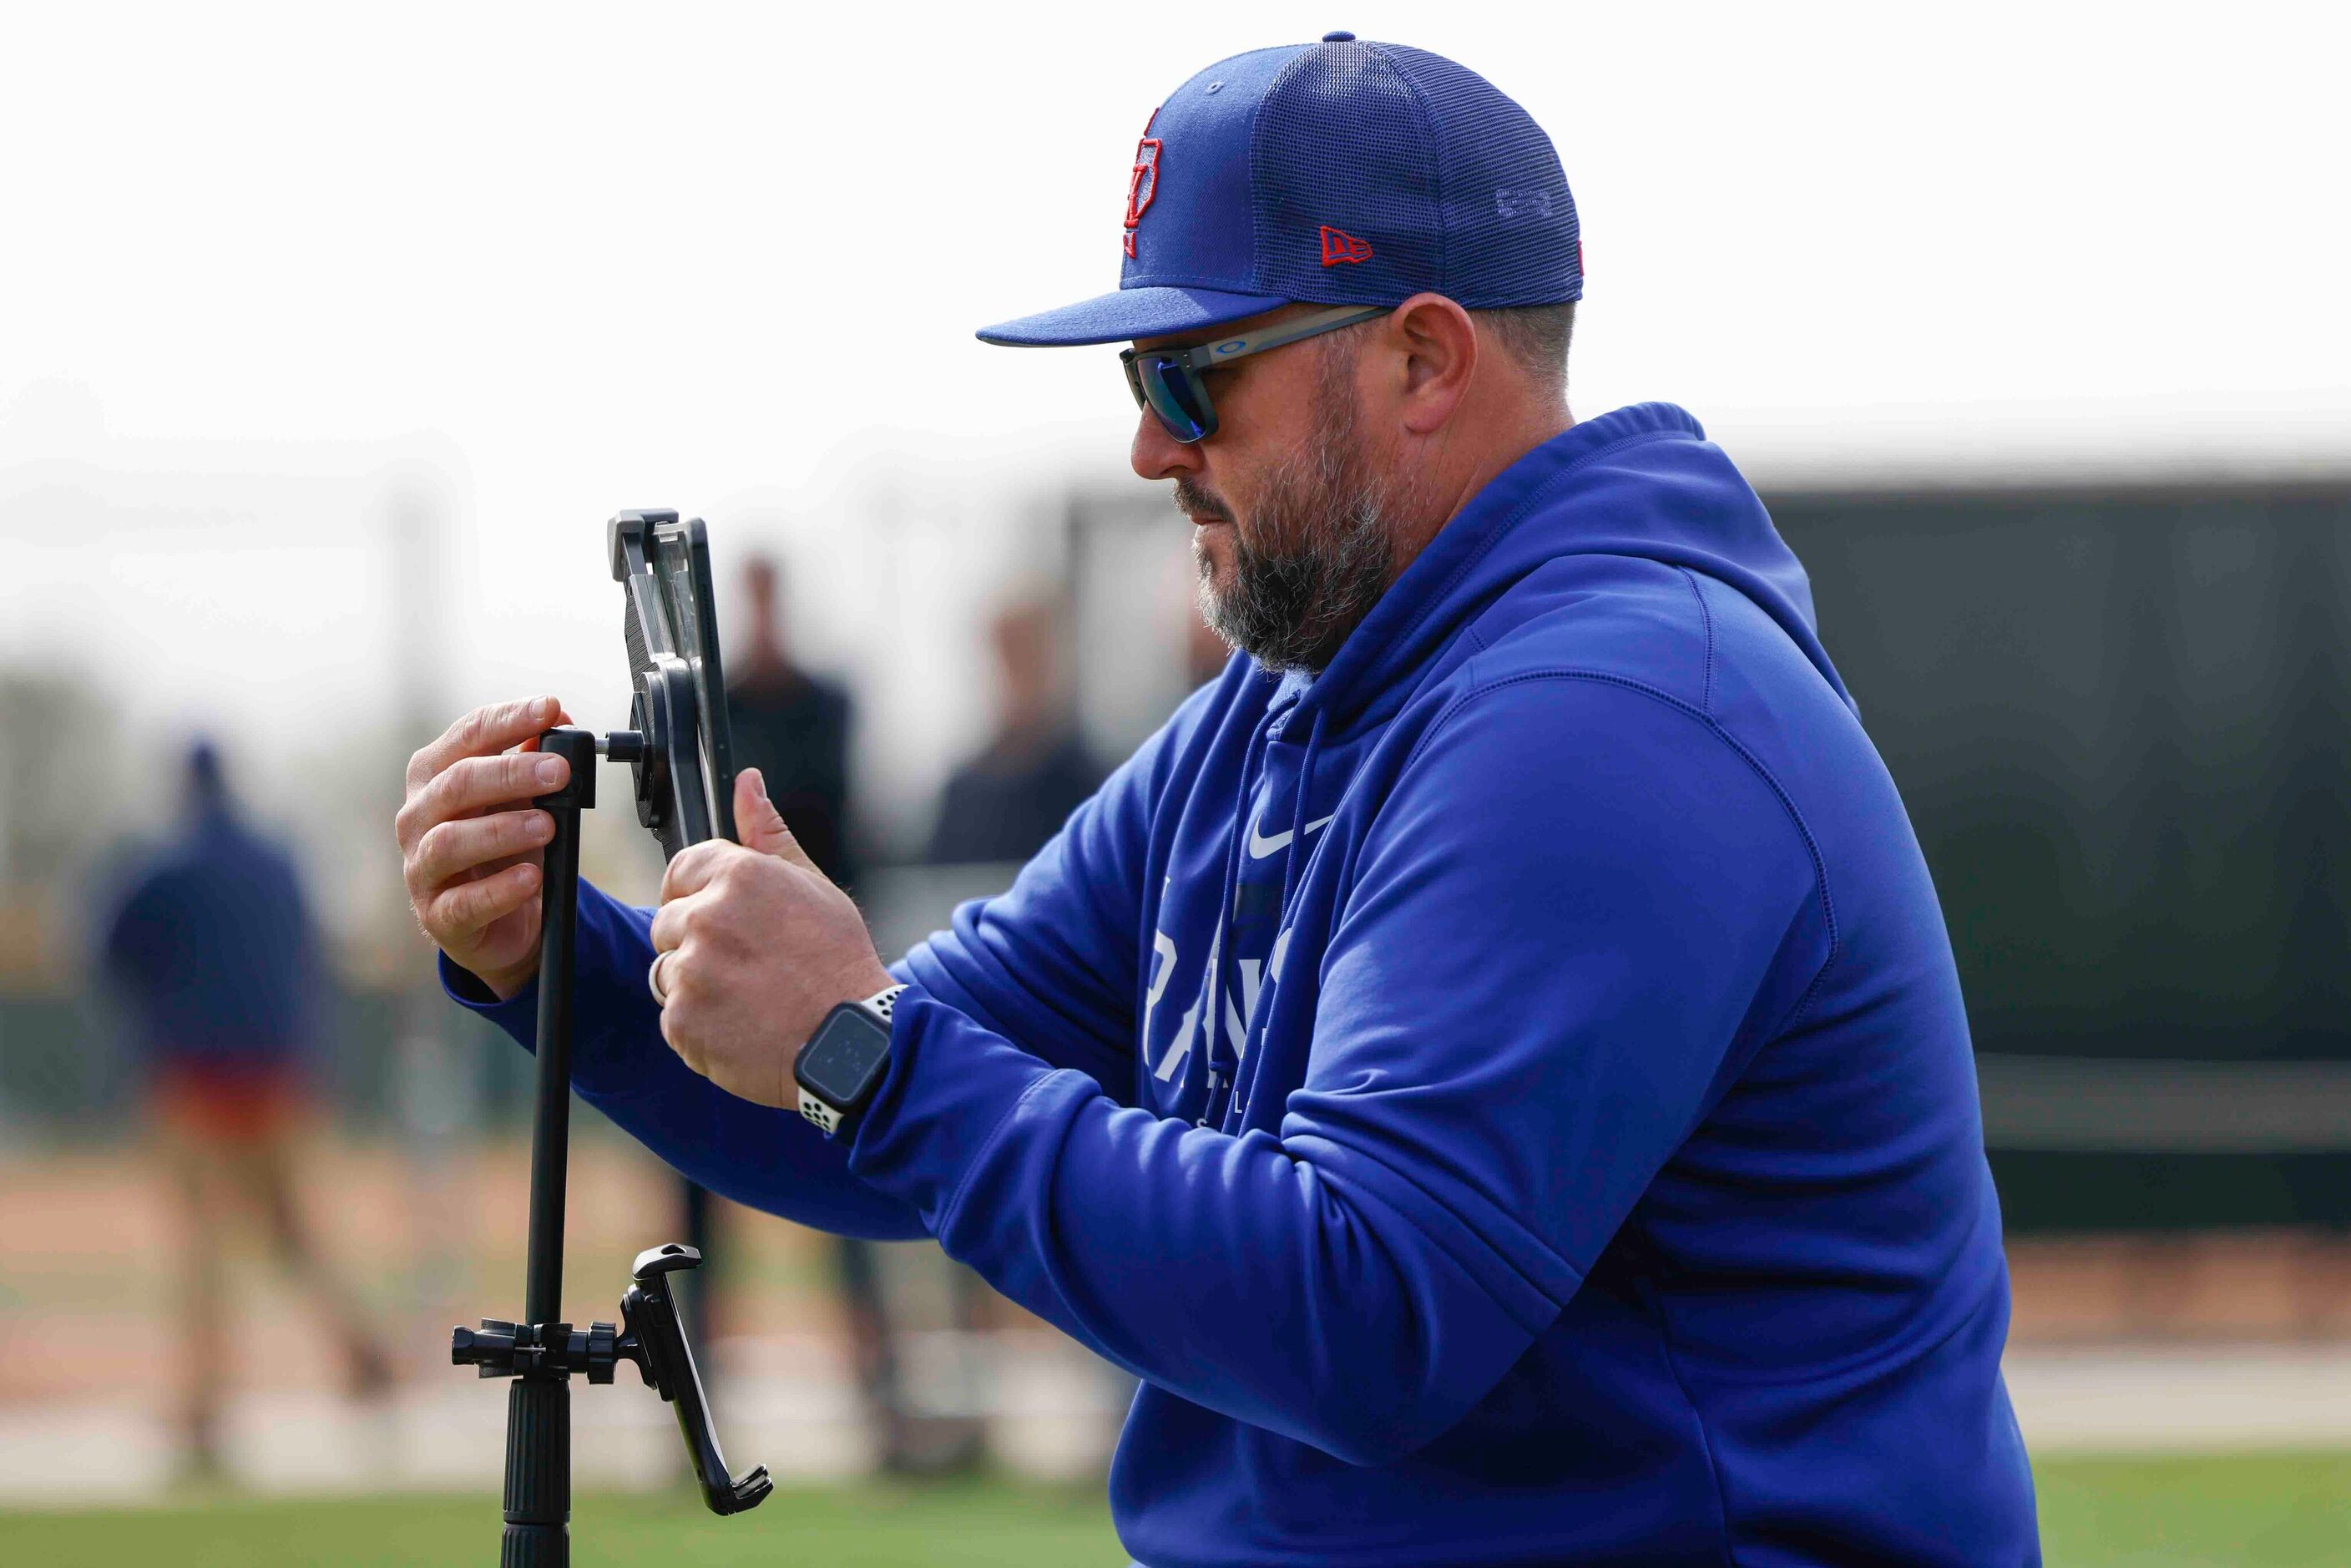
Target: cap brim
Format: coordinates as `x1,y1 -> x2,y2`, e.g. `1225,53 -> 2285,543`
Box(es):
976,284 -> 1290,347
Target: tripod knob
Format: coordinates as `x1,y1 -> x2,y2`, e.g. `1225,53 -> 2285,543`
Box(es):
452,1319 -> 520,1377
575,1320 -> 621,1385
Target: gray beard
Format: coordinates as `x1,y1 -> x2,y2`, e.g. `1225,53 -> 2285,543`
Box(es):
1189,365 -> 1404,675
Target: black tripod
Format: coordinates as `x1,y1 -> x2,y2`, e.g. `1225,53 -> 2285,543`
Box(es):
451,726 -> 770,1565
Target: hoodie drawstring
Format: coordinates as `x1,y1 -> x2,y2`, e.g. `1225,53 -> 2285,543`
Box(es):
1196,707 -> 1275,1124
1205,705 -> 1328,1131
1277,707 -> 1327,913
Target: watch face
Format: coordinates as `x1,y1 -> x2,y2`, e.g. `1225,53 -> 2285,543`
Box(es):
796,1006 -> 892,1110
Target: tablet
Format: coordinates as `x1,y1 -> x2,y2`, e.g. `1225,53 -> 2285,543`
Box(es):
607,510 -> 740,859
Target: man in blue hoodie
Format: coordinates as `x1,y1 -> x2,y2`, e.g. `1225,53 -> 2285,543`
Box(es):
397,35 -> 2039,1565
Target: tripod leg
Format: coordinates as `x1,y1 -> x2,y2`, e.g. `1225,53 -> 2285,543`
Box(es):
523,729 -> 592,1328
504,726 -> 595,1564
503,1374 -> 570,1567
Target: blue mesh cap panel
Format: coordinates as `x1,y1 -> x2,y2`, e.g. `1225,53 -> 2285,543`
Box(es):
1120,45 -> 1308,292
1250,43 -> 1446,305
1249,40 -> 1581,309
1382,43 -> 1581,306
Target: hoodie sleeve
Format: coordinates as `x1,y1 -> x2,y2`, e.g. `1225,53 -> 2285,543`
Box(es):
844,675 -> 1826,1464
441,704 -> 1176,1238
442,878 -> 926,1241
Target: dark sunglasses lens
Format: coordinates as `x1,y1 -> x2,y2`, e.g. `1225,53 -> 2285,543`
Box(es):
1139,357 -> 1213,442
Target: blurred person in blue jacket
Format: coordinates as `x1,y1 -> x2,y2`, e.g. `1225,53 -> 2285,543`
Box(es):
102,738 -> 391,1479
398,35 -> 2037,1566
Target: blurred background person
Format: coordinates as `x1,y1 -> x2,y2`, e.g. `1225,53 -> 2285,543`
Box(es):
94,738 -> 392,1482
719,551 -> 857,1353
925,594 -> 1105,867
831,590 -> 1120,1476
722,552 -> 928,1460
729,554 -> 857,889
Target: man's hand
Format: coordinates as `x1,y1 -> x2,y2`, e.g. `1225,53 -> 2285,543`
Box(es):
650,769 -> 895,1108
397,695 -> 574,1001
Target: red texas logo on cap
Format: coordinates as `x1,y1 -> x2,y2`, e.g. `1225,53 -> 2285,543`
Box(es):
1125,110 -> 1161,260
1319,225 -> 1373,266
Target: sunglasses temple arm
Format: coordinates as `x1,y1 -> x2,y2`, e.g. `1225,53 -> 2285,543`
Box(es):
1196,303 -> 1388,367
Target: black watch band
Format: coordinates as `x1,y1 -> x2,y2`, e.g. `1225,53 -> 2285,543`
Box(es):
793,985 -> 907,1136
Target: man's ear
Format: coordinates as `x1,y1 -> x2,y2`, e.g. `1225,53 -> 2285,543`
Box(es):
1388,292 -> 1479,437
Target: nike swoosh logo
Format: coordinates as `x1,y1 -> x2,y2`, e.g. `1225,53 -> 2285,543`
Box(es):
1247,812 -> 1336,859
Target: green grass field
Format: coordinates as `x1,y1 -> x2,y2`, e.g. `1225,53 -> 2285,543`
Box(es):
6,1454 -> 2347,1566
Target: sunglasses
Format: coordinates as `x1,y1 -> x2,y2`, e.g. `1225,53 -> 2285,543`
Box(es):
1121,304 -> 1390,443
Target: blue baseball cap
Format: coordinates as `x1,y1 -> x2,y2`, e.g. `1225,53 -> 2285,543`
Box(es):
978,33 -> 1582,348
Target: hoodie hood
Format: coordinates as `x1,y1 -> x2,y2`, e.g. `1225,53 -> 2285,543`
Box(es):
1278,402 -> 1854,738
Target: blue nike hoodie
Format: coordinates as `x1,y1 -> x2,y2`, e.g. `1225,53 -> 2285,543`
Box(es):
448,403 -> 2040,1565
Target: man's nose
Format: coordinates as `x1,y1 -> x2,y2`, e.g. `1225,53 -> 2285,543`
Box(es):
1131,408 -> 1201,483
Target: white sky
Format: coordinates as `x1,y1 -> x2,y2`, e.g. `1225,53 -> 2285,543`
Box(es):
3,0 -> 2347,911
6,2 -> 2343,460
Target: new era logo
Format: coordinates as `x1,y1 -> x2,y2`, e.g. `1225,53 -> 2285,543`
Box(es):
1319,225 -> 1373,266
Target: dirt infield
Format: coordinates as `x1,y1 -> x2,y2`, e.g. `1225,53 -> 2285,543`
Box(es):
7,1131 -> 2351,1501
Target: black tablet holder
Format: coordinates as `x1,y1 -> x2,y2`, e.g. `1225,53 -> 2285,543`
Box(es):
452,511 -> 769,1565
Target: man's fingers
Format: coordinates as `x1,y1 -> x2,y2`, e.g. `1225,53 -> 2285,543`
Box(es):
399,751 -> 570,847
648,889 -> 704,955
517,706 -> 577,752
734,770 -> 819,874
659,840 -> 736,903
427,860 -> 541,938
736,770 -> 786,851
660,1003 -> 705,1075
407,696 -> 562,787
412,810 -> 554,890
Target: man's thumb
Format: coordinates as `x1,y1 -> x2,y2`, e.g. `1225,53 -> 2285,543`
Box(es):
735,768 -> 816,869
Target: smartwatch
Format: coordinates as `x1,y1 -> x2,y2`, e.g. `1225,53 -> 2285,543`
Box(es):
793,984 -> 907,1137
